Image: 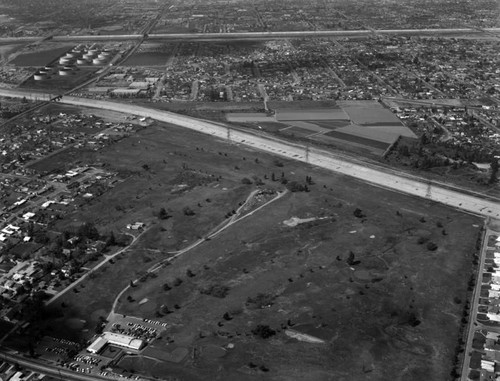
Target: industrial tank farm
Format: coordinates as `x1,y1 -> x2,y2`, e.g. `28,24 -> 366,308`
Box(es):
27,44 -> 116,81
12,43 -> 120,90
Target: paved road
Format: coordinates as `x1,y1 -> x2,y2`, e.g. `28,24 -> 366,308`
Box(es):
0,89 -> 497,218
48,28 -> 499,41
60,96 -> 500,218
108,189 -> 286,320
0,351 -> 111,381
461,224 -> 500,380
45,230 -> 147,306
0,28 -> 497,44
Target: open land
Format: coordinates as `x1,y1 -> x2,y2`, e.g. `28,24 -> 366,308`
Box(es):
2,112 -> 480,380
0,0 -> 498,380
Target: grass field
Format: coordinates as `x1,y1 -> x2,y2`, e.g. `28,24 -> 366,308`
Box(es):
9,114 -> 481,380
325,130 -> 392,149
122,52 -> 171,67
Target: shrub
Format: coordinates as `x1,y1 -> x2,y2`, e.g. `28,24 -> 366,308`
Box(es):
286,181 -> 308,192
251,324 -> 276,339
247,293 -> 275,308
427,242 -> 438,251
183,207 -> 195,216
200,284 -> 230,298
353,208 -> 366,218
241,177 -> 253,185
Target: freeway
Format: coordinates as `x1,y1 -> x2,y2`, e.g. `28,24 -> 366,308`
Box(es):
58,96 -> 500,218
0,88 -> 498,218
0,27 -> 490,43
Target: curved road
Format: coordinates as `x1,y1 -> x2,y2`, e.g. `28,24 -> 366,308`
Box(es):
108,189 -> 287,320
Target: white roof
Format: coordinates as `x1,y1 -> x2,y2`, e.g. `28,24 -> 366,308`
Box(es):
488,312 -> 500,322
103,332 -> 143,350
22,212 -> 35,219
87,336 -> 107,353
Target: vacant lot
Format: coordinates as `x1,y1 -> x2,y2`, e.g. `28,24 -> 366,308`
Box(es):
12,112 -> 480,380
10,45 -> 73,66
339,100 -> 403,125
123,52 -> 171,66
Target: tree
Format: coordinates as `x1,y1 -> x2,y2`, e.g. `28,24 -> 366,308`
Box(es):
251,324 -> 276,339
106,231 -> 116,247
247,293 -> 275,308
241,177 -> 253,185
158,207 -> 170,220
427,242 -> 438,251
489,158 -> 499,184
183,207 -> 195,216
78,222 -> 99,240
353,208 -> 365,218
200,284 -> 230,298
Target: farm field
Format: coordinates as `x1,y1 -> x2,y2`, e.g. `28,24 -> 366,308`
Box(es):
122,52 -> 171,67
221,101 -> 415,156
339,100 -> 404,125
6,109 -> 481,380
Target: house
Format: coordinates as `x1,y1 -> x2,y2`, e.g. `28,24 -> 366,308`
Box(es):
22,212 -> 35,220
481,359 -> 495,372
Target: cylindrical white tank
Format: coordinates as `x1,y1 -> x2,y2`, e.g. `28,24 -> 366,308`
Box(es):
76,59 -> 88,65
34,73 -> 47,81
59,68 -> 71,76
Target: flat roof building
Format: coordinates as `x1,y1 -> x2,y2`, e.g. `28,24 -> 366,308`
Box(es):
87,336 -> 107,354
103,332 -> 144,351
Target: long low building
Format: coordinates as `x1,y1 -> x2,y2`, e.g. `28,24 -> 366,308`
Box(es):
86,332 -> 144,354
87,336 -> 107,354
103,332 -> 144,351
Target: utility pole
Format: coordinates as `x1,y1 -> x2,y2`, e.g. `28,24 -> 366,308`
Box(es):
425,182 -> 432,199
